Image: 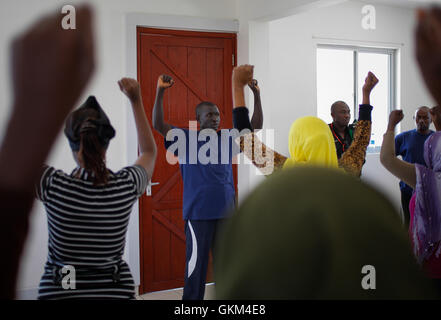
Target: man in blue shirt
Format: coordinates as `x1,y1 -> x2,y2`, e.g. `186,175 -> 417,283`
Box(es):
152,68 -> 261,300
395,106 -> 433,228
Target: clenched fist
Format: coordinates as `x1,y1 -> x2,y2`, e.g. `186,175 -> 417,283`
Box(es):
388,110 -> 404,131
233,65 -> 254,87
157,74 -> 174,90
248,79 -> 260,94
11,5 -> 95,118
118,78 -> 141,102
362,71 -> 379,94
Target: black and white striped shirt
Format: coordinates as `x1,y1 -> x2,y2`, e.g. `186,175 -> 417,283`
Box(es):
35,165 -> 148,300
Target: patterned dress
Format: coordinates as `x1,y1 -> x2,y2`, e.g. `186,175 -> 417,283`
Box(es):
239,119 -> 371,177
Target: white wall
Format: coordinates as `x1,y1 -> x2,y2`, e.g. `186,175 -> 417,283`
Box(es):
240,1 -> 435,212
234,0 -> 347,202
1,0 -> 434,298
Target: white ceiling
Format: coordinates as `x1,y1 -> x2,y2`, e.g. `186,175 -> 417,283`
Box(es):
362,0 -> 441,9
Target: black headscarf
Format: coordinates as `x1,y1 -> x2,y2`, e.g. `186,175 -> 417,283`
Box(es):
64,96 -> 115,151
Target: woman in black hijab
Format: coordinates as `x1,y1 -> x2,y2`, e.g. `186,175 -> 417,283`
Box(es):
35,78 -> 156,299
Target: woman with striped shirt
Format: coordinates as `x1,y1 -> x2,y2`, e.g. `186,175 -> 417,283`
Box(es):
35,78 -> 157,299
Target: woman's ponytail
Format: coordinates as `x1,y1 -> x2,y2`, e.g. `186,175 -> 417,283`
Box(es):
79,124 -> 108,185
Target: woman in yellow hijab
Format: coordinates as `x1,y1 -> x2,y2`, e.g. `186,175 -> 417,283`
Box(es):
237,110 -> 369,176
232,67 -> 374,177
283,116 -> 338,169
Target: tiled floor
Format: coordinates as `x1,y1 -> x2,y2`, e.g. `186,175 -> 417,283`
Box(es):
136,283 -> 215,300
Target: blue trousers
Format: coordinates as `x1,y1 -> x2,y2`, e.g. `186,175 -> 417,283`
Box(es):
182,219 -> 223,300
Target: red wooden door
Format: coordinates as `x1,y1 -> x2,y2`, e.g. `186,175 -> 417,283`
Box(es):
137,27 -> 237,294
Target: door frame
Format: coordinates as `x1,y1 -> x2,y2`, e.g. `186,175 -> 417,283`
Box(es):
124,13 -> 238,292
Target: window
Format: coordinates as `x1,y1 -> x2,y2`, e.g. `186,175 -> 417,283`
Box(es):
316,45 -> 396,152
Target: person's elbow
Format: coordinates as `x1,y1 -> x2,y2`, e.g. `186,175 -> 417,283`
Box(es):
137,150 -> 157,179
152,120 -> 168,137
148,143 -> 158,161
152,118 -> 161,132
379,148 -> 387,166
251,118 -> 263,131
379,147 -> 393,169
152,144 -> 158,159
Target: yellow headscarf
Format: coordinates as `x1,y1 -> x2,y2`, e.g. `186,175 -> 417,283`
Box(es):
283,116 -> 339,169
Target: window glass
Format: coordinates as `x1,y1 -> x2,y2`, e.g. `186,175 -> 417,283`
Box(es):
317,46 -> 394,153
358,52 -> 390,152
317,48 -> 354,124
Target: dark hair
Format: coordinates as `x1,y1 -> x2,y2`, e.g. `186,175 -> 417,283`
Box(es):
79,126 -> 108,185
65,96 -> 115,185
195,101 -> 217,118
330,101 -> 349,114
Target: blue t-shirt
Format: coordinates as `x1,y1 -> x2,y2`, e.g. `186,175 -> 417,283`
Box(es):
395,129 -> 433,196
164,126 -> 240,220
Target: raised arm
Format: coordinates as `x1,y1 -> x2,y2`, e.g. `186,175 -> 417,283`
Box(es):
430,105 -> 441,131
152,74 -> 174,137
248,79 -> 263,130
361,71 -> 378,105
239,133 -> 287,175
0,6 -> 95,299
0,6 -> 95,193
416,8 -> 441,132
232,65 -> 286,174
232,65 -> 256,132
118,78 -> 157,179
232,65 -> 253,109
339,71 -> 378,176
415,7 -> 441,110
380,110 -> 416,188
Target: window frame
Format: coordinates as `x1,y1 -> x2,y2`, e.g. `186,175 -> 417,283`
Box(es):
316,44 -> 397,152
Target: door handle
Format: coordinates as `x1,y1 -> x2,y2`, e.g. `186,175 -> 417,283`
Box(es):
146,181 -> 160,196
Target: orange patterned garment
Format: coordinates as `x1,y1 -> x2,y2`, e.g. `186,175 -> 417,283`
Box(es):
239,120 -> 371,177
